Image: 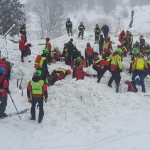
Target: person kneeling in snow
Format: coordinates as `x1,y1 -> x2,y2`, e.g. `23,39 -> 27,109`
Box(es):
75,66 -> 91,80
47,68 -> 71,85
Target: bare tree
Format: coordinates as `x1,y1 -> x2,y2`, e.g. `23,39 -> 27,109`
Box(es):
33,0 -> 65,38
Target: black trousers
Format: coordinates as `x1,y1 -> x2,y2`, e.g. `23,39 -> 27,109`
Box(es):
67,29 -> 72,35
21,50 -> 26,59
78,31 -> 84,38
108,70 -> 121,86
86,56 -> 93,66
0,96 -> 7,117
31,97 -> 44,121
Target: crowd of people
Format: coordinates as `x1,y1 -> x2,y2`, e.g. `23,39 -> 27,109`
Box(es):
1,20 -> 150,123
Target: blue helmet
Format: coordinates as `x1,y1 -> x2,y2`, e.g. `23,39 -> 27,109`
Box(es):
0,67 -> 5,74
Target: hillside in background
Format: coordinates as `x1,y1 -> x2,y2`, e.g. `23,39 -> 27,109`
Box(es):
0,1 -> 150,150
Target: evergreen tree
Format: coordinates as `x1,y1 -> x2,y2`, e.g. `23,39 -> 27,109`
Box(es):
0,0 -> 25,36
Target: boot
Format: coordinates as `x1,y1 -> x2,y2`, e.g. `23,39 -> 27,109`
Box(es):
21,58 -> 24,62
31,107 -> 36,120
38,110 -> 44,123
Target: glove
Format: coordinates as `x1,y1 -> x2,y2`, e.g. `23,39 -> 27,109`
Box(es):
27,43 -> 32,47
44,99 -> 47,103
28,97 -> 32,103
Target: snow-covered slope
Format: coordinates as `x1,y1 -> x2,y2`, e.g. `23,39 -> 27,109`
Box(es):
0,30 -> 150,150
1,2 -> 150,150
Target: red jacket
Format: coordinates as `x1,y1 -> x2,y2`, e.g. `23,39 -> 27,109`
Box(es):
45,42 -> 52,52
19,39 -> 27,51
75,69 -> 91,80
85,46 -> 94,57
0,60 -> 9,75
0,75 -> 9,97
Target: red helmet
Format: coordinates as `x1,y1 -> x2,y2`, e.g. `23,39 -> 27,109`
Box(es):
66,69 -> 71,74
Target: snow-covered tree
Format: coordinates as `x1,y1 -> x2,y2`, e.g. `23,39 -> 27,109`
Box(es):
0,0 -> 25,36
33,0 -> 65,38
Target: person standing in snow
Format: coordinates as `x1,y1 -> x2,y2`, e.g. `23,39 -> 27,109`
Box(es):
99,34 -> 105,55
27,70 -> 48,123
131,49 -> 147,93
78,22 -> 85,39
20,23 -> 27,42
0,67 -> 9,118
19,34 -> 28,62
101,24 -> 109,40
108,48 -> 123,93
45,37 -> 52,64
85,42 -> 94,66
66,18 -> 73,36
94,24 -> 101,44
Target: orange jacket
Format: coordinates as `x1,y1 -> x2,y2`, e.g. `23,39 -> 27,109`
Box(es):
85,46 -> 94,57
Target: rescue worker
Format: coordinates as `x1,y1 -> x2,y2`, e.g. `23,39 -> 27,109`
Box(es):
101,24 -> 109,40
0,67 -> 9,118
27,70 -> 48,123
139,35 -> 145,55
144,54 -> 150,77
72,56 -> 83,78
20,23 -> 27,42
37,49 -> 49,81
75,67 -> 91,80
93,54 -> 110,83
0,58 -> 12,80
125,31 -> 133,52
108,48 -> 123,93
78,22 -> 85,39
94,24 -> 101,44
85,42 -> 94,66
99,34 -> 104,55
49,68 -> 71,85
62,43 -> 70,65
119,30 -> 126,45
19,34 -> 27,62
131,49 -> 147,92
66,18 -> 73,36
102,36 -> 113,59
45,37 -> 52,64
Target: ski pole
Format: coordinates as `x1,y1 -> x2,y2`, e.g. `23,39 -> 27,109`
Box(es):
9,93 -> 21,120
19,77 -> 23,90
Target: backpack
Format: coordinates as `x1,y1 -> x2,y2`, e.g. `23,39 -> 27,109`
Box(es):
125,80 -> 137,92
34,55 -> 42,69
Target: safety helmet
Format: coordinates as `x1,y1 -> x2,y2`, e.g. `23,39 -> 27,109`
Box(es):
34,70 -> 42,76
66,69 -> 71,74
134,48 -> 140,55
147,55 -> 150,60
0,67 -> 5,74
87,42 -> 90,46
116,48 -> 122,53
76,57 -> 82,63
43,48 -> 49,54
46,37 -> 50,41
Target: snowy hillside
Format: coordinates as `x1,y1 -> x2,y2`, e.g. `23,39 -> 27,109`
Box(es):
1,29 -> 150,150
1,2 -> 150,150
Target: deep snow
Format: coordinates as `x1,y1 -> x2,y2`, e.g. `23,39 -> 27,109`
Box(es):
1,3 -> 150,150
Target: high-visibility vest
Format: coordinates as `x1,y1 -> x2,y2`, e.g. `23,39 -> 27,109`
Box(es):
110,54 -> 122,70
39,57 -> 46,68
135,58 -> 145,70
30,80 -> 44,94
55,68 -> 66,75
103,42 -> 109,49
